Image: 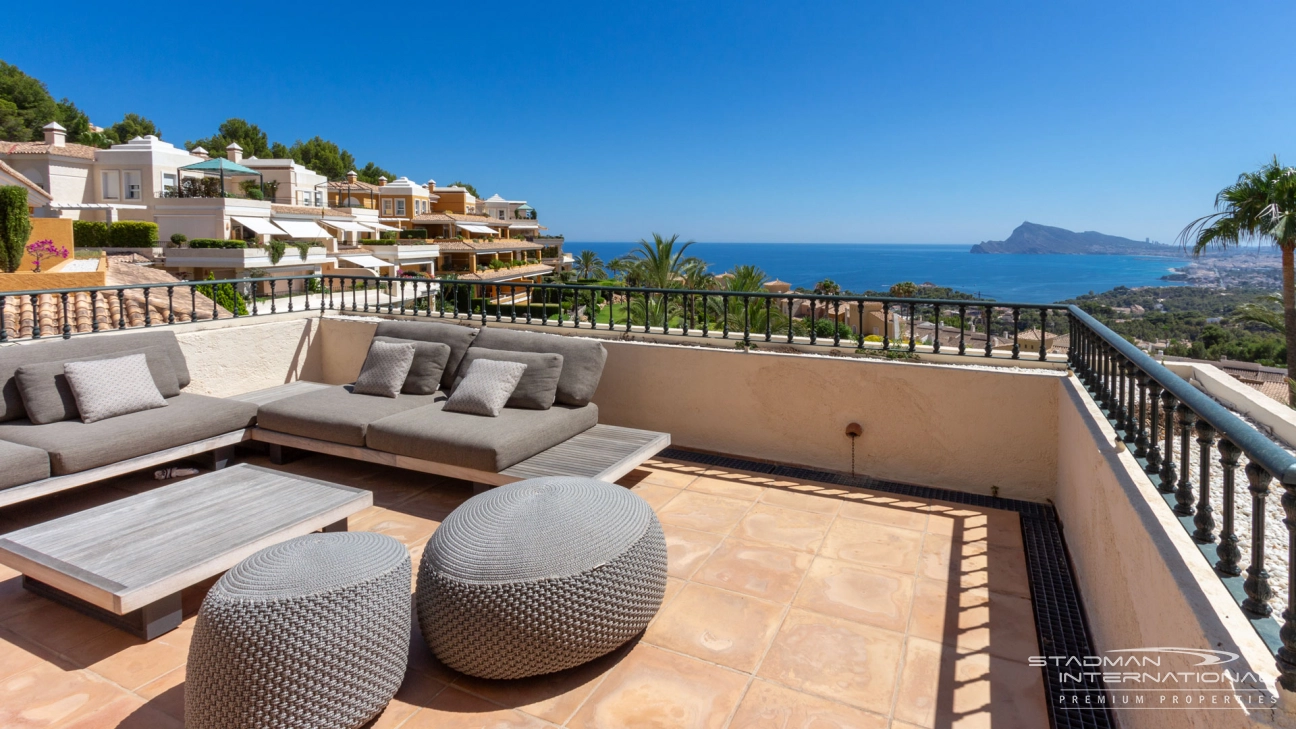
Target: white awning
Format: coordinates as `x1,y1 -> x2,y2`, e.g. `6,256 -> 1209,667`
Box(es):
337,255 -> 392,270
458,223 -> 497,235
508,222 -> 540,229
272,219 -> 331,239
362,221 -> 401,232
232,216 -> 288,236
320,219 -> 371,234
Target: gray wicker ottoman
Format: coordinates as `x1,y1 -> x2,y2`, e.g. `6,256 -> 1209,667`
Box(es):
416,476 -> 667,679
186,532 -> 411,729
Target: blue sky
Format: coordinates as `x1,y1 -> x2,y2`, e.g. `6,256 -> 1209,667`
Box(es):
6,1 -> 1292,244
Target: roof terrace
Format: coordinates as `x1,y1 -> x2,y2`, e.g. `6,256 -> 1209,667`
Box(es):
0,274 -> 1291,729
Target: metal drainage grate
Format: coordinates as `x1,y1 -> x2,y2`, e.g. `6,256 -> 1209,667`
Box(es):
657,447 -> 1115,729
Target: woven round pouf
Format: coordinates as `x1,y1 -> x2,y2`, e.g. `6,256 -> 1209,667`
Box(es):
186,532 -> 411,729
416,476 -> 667,679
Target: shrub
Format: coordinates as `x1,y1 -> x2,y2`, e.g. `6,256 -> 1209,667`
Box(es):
380,230 -> 398,240
863,334 -> 883,342
400,228 -> 428,239
197,272 -> 247,315
73,220 -> 110,248
0,186 -> 31,273
289,241 -> 314,261
107,221 -> 158,248
170,232 -> 187,246
189,239 -> 247,249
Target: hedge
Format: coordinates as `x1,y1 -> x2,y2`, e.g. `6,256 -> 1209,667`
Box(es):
189,239 -> 248,249
106,221 -> 158,248
400,228 -> 428,239
73,220 -> 110,248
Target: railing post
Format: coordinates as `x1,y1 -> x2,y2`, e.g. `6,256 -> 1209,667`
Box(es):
931,303 -> 941,354
60,292 -> 70,339
958,304 -> 966,355
1243,462 -> 1274,617
984,306 -> 993,357
0,294 -> 7,343
1215,439 -> 1243,576
1275,477 -> 1296,691
1011,307 -> 1020,359
1134,372 -> 1149,457
117,289 -> 125,329
1146,380 -> 1162,475
1174,404 -> 1196,517
1123,360 -> 1137,441
1115,358 -> 1129,438
882,302 -> 890,351
907,303 -> 916,352
1159,391 -> 1177,493
1193,420 -> 1217,543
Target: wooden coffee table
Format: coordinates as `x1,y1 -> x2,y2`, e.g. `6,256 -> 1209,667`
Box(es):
0,464 -> 371,639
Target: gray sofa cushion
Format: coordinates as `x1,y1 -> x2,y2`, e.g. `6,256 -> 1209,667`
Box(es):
366,402 -> 598,472
0,393 -> 256,476
353,340 -> 416,398
0,330 -> 191,423
256,385 -> 443,447
0,439 -> 49,490
443,360 -> 528,417
454,348 -> 563,410
373,321 -> 478,389
373,336 -> 450,395
472,328 -> 606,407
15,345 -> 182,424
64,354 -> 168,423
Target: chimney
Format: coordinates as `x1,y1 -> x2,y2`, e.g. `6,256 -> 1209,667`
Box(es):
43,122 -> 66,147
346,170 -> 358,184
426,179 -> 436,191
190,146 -> 209,159
378,176 -> 387,187
225,142 -> 243,163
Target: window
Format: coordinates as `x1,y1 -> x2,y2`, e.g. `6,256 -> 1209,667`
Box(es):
124,170 -> 142,200
315,191 -> 323,207
498,210 -> 505,219
301,191 -> 311,206
395,199 -> 406,216
383,198 -> 393,215
161,172 -> 177,194
101,171 -> 120,200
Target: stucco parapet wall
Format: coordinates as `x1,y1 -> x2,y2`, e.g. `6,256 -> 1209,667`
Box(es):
1055,375 -> 1295,728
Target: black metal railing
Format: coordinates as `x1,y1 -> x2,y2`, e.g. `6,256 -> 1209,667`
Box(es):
1069,305 -> 1296,690
1,275 -> 1072,361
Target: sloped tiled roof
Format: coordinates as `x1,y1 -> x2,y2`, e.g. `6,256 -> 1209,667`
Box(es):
0,140 -> 98,160
0,159 -> 52,200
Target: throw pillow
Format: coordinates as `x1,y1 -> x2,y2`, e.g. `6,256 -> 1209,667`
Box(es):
63,353 -> 167,424
454,348 -> 563,410
373,336 -> 451,395
353,340 -> 417,398
14,346 -> 181,425
443,359 -> 527,417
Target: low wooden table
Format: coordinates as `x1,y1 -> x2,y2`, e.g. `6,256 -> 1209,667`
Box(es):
0,464 -> 371,639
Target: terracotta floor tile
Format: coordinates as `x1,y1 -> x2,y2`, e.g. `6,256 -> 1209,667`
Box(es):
819,519 -> 924,575
658,576 -> 687,611
399,686 -> 553,728
757,487 -> 843,515
793,557 -> 915,633
892,637 -> 1049,729
728,679 -> 889,729
643,582 -> 785,672
567,643 -> 749,729
687,476 -> 766,501
82,626 -> 191,691
61,693 -> 184,729
733,504 -> 835,553
396,483 -> 472,519
908,579 -> 1040,662
656,491 -> 753,534
622,467 -> 698,489
919,538 -> 1031,599
925,505 -> 1024,551
452,643 -> 627,725
0,576 -> 46,621
693,538 -> 814,603
2,599 -> 117,659
757,608 -> 905,714
370,668 -> 448,728
662,524 -> 725,578
0,662 -> 135,728
0,628 -> 53,682
837,500 -> 928,532
627,483 -> 682,511
135,666 -> 185,722
349,507 -> 441,546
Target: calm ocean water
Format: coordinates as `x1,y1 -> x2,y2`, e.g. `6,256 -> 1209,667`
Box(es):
571,242 -> 1189,304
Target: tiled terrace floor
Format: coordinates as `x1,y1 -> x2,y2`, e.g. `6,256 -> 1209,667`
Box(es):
0,453 -> 1049,728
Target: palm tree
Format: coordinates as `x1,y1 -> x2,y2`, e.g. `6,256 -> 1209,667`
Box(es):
814,279 -> 841,296
1234,293 -> 1285,333
1180,156 -> 1296,403
575,250 -> 606,280
705,265 -> 788,335
627,233 -> 701,289
681,259 -> 715,291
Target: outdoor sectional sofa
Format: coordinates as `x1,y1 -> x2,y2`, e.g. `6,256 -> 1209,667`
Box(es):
0,320 -> 668,507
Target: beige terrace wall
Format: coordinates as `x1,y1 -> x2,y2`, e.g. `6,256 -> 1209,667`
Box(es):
592,340 -> 1063,501
173,313 -> 322,397
1053,376 -> 1285,729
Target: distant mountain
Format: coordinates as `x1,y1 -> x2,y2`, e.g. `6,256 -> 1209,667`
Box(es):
970,222 -> 1180,256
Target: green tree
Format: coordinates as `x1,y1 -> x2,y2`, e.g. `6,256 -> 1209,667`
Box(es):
625,233 -> 702,289
449,181 -> 480,198
889,281 -> 919,298
0,61 -> 58,141
282,137 -> 356,181
707,264 -> 787,335
0,185 -> 33,273
356,162 -> 394,185
814,279 -> 841,295
1180,156 -> 1296,404
107,113 -> 161,142
53,98 -> 91,143
575,250 -> 606,279
1234,293 -> 1285,332
187,118 -> 271,159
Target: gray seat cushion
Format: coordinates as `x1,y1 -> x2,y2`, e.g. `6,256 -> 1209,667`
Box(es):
366,401 -> 598,472
15,345 -> 181,424
0,330 -> 191,422
0,439 -> 50,490
0,394 -> 257,476
472,328 -> 606,407
372,321 -> 478,390
256,385 -> 442,446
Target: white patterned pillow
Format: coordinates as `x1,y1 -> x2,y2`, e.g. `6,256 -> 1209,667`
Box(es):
63,353 -> 167,424
443,359 -> 527,417
353,340 -> 417,398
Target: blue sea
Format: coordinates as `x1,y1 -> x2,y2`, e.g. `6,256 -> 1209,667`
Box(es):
571,242 -> 1189,304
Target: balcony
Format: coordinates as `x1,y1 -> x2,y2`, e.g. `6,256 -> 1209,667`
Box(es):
0,276 -> 1292,728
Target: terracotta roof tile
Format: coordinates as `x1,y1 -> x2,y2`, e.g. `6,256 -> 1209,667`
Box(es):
0,140 -> 98,160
